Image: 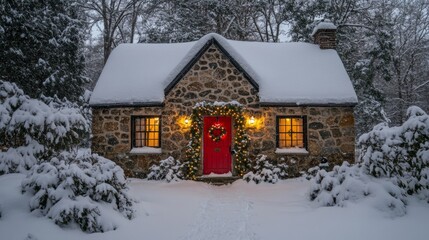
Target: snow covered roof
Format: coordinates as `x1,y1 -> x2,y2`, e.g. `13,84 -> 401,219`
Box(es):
90,33 -> 358,107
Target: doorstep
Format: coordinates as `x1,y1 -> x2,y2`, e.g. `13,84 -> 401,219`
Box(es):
195,176 -> 240,186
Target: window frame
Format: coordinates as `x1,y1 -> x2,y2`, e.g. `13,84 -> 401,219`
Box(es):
276,115 -> 307,149
131,115 -> 161,149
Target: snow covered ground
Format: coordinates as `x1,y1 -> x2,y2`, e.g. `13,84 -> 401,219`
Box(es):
1,174 -> 429,240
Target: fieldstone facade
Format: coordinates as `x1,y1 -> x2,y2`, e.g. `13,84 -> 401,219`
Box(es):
92,43 -> 355,178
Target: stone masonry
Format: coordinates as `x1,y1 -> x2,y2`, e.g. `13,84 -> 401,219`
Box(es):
92,43 -> 355,178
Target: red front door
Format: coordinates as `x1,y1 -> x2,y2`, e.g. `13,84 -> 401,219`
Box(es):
203,116 -> 232,175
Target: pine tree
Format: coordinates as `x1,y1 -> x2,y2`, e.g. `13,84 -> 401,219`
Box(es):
0,0 -> 88,102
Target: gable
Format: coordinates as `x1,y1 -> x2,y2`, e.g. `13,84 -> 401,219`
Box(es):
164,43 -> 259,106
164,38 -> 259,96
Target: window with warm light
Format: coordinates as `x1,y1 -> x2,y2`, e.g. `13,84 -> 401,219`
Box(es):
132,116 -> 161,148
276,116 -> 307,149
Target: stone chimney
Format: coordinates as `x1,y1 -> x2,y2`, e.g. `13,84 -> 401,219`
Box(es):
312,19 -> 337,49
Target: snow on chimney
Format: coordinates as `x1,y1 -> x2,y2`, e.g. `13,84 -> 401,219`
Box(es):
312,19 -> 337,49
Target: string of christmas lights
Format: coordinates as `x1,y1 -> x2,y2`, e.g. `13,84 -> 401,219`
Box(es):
184,102 -> 250,180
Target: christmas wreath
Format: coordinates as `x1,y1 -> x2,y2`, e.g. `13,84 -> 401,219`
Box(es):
208,123 -> 226,142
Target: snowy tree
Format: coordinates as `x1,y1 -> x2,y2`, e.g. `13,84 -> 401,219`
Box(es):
0,81 -> 89,174
326,0 -> 429,127
83,0 -> 146,63
142,0 -> 273,43
378,0 -> 429,124
359,106 -> 429,197
0,0 -> 88,102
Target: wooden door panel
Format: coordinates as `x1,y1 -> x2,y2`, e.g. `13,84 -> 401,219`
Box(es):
203,116 -> 232,175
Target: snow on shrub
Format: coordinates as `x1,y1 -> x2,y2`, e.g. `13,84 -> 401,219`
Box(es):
309,106 -> 429,216
147,157 -> 183,182
309,162 -> 407,216
358,106 -> 429,198
21,152 -> 134,232
243,155 -> 288,183
0,80 -> 89,174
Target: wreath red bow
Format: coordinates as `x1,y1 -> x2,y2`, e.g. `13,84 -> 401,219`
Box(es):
208,123 -> 226,142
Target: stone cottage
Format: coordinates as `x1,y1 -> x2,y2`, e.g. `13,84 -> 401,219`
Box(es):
89,21 -> 358,179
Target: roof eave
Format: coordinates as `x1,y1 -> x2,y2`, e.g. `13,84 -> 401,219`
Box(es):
90,102 -> 164,108
259,102 -> 358,107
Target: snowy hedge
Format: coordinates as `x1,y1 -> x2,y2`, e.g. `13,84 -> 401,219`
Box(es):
147,157 -> 183,182
243,155 -> 288,184
359,106 -> 429,198
0,80 -> 89,174
309,162 -> 407,216
309,106 -> 429,216
21,152 -> 134,232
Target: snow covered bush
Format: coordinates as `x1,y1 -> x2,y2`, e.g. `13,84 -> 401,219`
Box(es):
21,152 -> 134,232
243,155 -> 288,183
309,106 -> 429,216
309,162 -> 407,216
147,157 -> 183,182
0,80 -> 89,174
359,106 -> 429,198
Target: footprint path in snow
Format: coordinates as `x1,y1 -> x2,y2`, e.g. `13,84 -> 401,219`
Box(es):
180,187 -> 259,240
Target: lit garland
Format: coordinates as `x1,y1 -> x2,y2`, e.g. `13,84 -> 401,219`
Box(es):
208,123 -> 226,142
184,102 -> 250,180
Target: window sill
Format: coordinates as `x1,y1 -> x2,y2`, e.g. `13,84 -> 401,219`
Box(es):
129,147 -> 162,155
275,148 -> 309,155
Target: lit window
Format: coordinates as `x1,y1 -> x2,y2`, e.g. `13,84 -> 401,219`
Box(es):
277,116 -> 307,148
132,116 -> 160,148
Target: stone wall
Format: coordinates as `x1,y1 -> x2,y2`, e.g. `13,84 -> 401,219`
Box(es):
92,107 -> 163,177
246,106 -> 355,176
91,43 -> 355,178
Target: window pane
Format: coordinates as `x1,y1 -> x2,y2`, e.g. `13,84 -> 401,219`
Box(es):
279,133 -> 285,148
135,139 -> 142,147
292,125 -> 298,132
148,132 -> 155,140
133,117 -> 160,148
292,118 -> 301,125
285,125 -> 291,133
277,117 -> 305,148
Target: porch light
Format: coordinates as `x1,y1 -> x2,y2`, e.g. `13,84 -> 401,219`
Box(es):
180,116 -> 191,128
246,116 -> 257,129
249,116 -> 256,125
